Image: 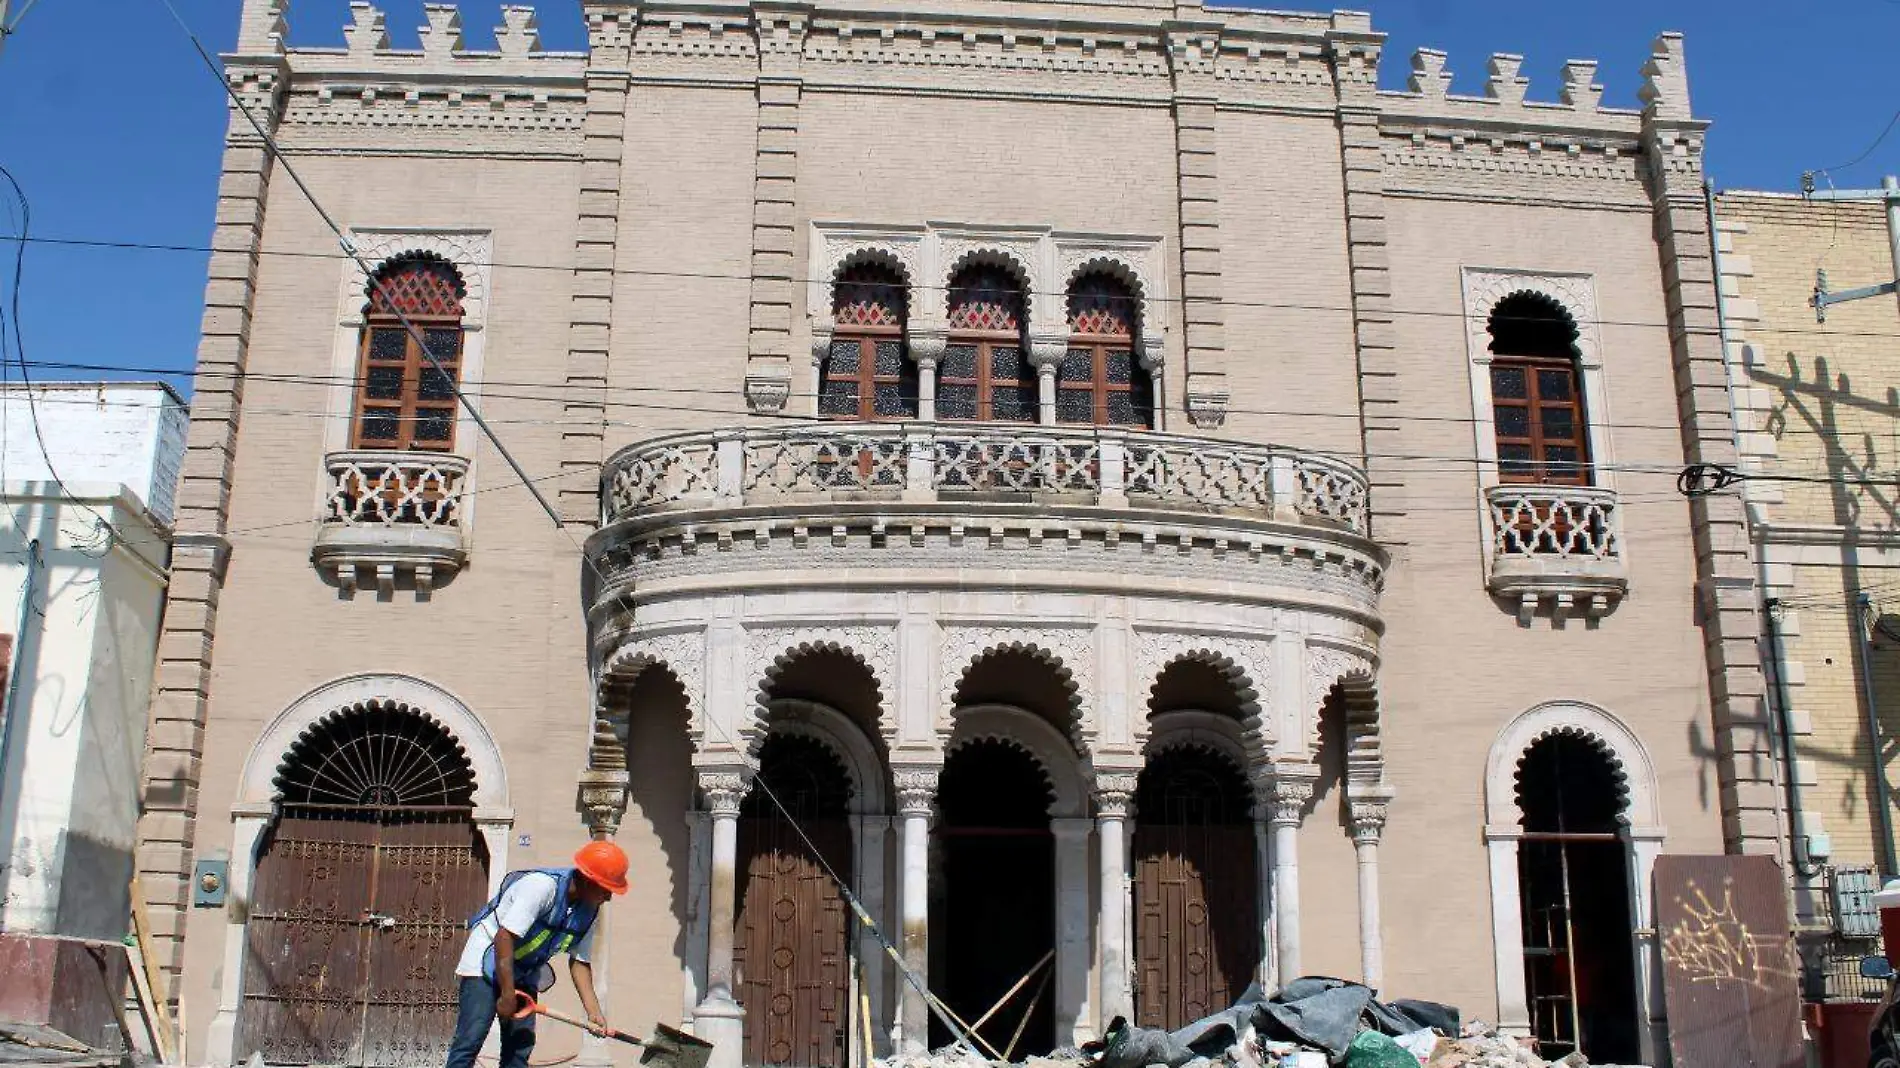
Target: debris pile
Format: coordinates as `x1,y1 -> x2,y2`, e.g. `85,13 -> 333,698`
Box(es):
879,977 -> 1603,1068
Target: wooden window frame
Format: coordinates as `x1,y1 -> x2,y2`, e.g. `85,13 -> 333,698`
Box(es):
1057,335 -> 1151,429
351,316 -> 463,453
940,329 -> 1036,424
821,324 -> 912,420
1490,355 -> 1589,486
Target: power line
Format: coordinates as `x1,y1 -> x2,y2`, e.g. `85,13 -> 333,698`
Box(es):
1807,108 -> 1900,179
11,230 -> 1900,343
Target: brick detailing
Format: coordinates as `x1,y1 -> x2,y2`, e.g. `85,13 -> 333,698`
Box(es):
744,3 -> 810,414
1326,25 -> 1396,540
1639,33 -> 1779,856
560,6 -> 637,526
1163,23 -> 1227,428
136,34 -> 288,999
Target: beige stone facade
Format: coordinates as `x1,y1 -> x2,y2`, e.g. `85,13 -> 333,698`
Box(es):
1715,190 -> 1900,943
140,1 -> 1778,1065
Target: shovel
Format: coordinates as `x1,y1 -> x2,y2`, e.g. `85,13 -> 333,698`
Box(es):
509,994 -> 714,1068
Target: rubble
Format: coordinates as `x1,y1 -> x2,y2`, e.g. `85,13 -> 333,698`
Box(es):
873,979 -> 1630,1068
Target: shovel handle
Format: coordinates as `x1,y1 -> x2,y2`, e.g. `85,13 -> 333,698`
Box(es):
508,994 -> 644,1047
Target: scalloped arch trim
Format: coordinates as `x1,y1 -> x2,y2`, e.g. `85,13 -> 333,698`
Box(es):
943,246 -> 1037,324
948,640 -> 1087,753
1483,700 -> 1660,829
1146,649 -> 1269,765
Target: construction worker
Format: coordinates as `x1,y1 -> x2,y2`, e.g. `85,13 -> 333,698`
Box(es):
446,841 -> 631,1068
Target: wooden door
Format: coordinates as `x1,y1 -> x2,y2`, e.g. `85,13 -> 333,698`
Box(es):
735,817 -> 852,1068
238,809 -> 487,1066
1133,823 -> 1258,1031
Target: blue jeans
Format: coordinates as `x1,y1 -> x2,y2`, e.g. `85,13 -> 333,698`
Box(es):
446,977 -> 536,1068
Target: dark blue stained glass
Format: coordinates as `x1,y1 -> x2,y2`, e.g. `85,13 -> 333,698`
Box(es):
1490,365 -> 1527,399
827,340 -> 860,375
361,408 -> 401,441
1056,389 -> 1092,423
942,345 -> 978,379
369,329 -> 407,361
1107,391 -> 1138,426
365,366 -> 405,400
875,340 -> 905,376
421,328 -> 461,361
819,378 -> 858,416
419,367 -> 457,400
990,346 -> 1026,381
1540,406 -> 1575,440
874,382 -> 915,418
1104,349 -> 1133,385
1059,348 -> 1092,381
991,384 -> 1037,422
1496,406 -> 1530,437
939,384 -> 977,419
1537,369 -> 1574,401
414,409 -> 454,442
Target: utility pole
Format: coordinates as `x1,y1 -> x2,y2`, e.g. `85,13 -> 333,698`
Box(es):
1808,175 -> 1900,323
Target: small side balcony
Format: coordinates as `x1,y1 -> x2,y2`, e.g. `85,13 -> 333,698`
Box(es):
312,450 -> 469,596
1484,484 -> 1627,624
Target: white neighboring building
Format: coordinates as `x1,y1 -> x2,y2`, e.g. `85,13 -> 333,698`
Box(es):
0,381 -> 187,938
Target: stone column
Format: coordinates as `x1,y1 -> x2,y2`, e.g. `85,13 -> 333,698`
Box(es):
1626,828 -> 1666,1066
1252,814 -> 1276,993
910,329 -> 946,422
1349,801 -> 1386,991
1095,774 -> 1136,1027
695,771 -> 749,1068
1051,818 -> 1093,1047
893,768 -> 937,1053
852,814 -> 892,1057
1483,826 -> 1531,1038
575,773 -> 629,1068
1029,335 -> 1066,426
1266,766 -> 1317,982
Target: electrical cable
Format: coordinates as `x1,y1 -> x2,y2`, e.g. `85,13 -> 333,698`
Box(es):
12,230 -> 1900,343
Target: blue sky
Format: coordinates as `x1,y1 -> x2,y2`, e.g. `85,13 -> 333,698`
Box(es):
0,0 -> 1896,390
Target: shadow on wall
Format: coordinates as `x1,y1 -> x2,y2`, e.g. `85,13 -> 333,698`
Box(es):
622,668 -> 695,1027
1753,351 -> 1900,859
51,831 -> 133,941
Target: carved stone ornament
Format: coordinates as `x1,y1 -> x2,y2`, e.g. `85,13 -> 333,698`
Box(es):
938,625 -> 1094,745
1094,772 -> 1138,818
1264,764 -> 1319,826
1349,801 -> 1388,844
1304,644 -> 1371,753
745,374 -> 791,414
893,767 -> 940,817
577,769 -> 630,836
698,771 -> 751,816
747,625 -> 899,735
1132,631 -> 1272,760
1185,389 -> 1229,429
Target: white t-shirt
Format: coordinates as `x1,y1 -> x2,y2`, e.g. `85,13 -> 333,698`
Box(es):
456,871 -> 596,981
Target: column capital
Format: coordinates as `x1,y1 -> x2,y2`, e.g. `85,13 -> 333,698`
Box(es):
1349,801 -> 1388,844
908,327 -> 948,366
1028,333 -> 1069,370
893,766 -> 940,817
1258,762 -> 1319,827
1094,772 -> 1139,818
577,769 -> 630,837
697,769 -> 752,816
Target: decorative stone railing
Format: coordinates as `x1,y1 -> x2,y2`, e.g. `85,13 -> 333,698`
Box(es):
312,450 -> 470,596
1484,484 -> 1627,623
602,424 -> 1370,534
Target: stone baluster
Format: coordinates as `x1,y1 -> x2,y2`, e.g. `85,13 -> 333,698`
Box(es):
1349,800 -> 1387,991
1030,335 -> 1067,426
694,770 -> 750,1068
1095,774 -> 1137,1027
893,767 -> 938,1053
911,329 -> 946,422
1265,765 -> 1317,981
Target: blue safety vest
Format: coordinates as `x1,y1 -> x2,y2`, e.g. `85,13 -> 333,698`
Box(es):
468,867 -> 600,993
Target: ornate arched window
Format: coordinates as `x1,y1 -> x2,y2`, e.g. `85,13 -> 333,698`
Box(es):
353,253 -> 466,452
1060,273 -> 1154,428
941,264 -> 1035,423
1488,293 -> 1588,484
820,263 -> 916,419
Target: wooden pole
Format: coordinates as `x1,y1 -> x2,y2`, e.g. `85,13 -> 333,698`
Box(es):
128,880 -> 177,1063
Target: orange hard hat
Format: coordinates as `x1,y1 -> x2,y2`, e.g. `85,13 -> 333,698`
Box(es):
573,840 -> 630,895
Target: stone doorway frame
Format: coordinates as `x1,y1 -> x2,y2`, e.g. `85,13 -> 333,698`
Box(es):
204,674 -> 513,1067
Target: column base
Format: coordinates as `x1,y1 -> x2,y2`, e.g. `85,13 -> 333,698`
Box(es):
693,994 -> 746,1068
206,1007 -> 239,1065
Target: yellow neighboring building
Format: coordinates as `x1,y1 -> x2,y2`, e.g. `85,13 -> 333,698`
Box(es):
1718,184 -> 1900,996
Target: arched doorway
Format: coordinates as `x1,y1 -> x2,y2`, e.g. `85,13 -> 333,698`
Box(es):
1133,746 -> 1259,1030
735,733 -> 854,1068
1516,733 -> 1639,1063
236,701 -> 489,1067
931,739 -> 1056,1056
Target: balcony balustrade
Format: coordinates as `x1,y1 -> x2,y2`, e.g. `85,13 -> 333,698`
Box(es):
312,449 -> 469,595
1484,484 -> 1627,623
600,423 -> 1371,534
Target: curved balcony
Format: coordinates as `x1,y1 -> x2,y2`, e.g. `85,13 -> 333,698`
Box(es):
312,450 -> 469,596
601,423 -> 1370,532
1484,484 -> 1627,624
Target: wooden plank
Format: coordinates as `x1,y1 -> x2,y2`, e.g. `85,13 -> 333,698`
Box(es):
1655,854 -> 1803,1068
128,880 -> 176,1063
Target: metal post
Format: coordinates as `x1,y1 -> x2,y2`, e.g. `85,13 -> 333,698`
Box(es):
1765,600 -> 1819,875
1885,176 -> 1900,321
1855,592 -> 1900,877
